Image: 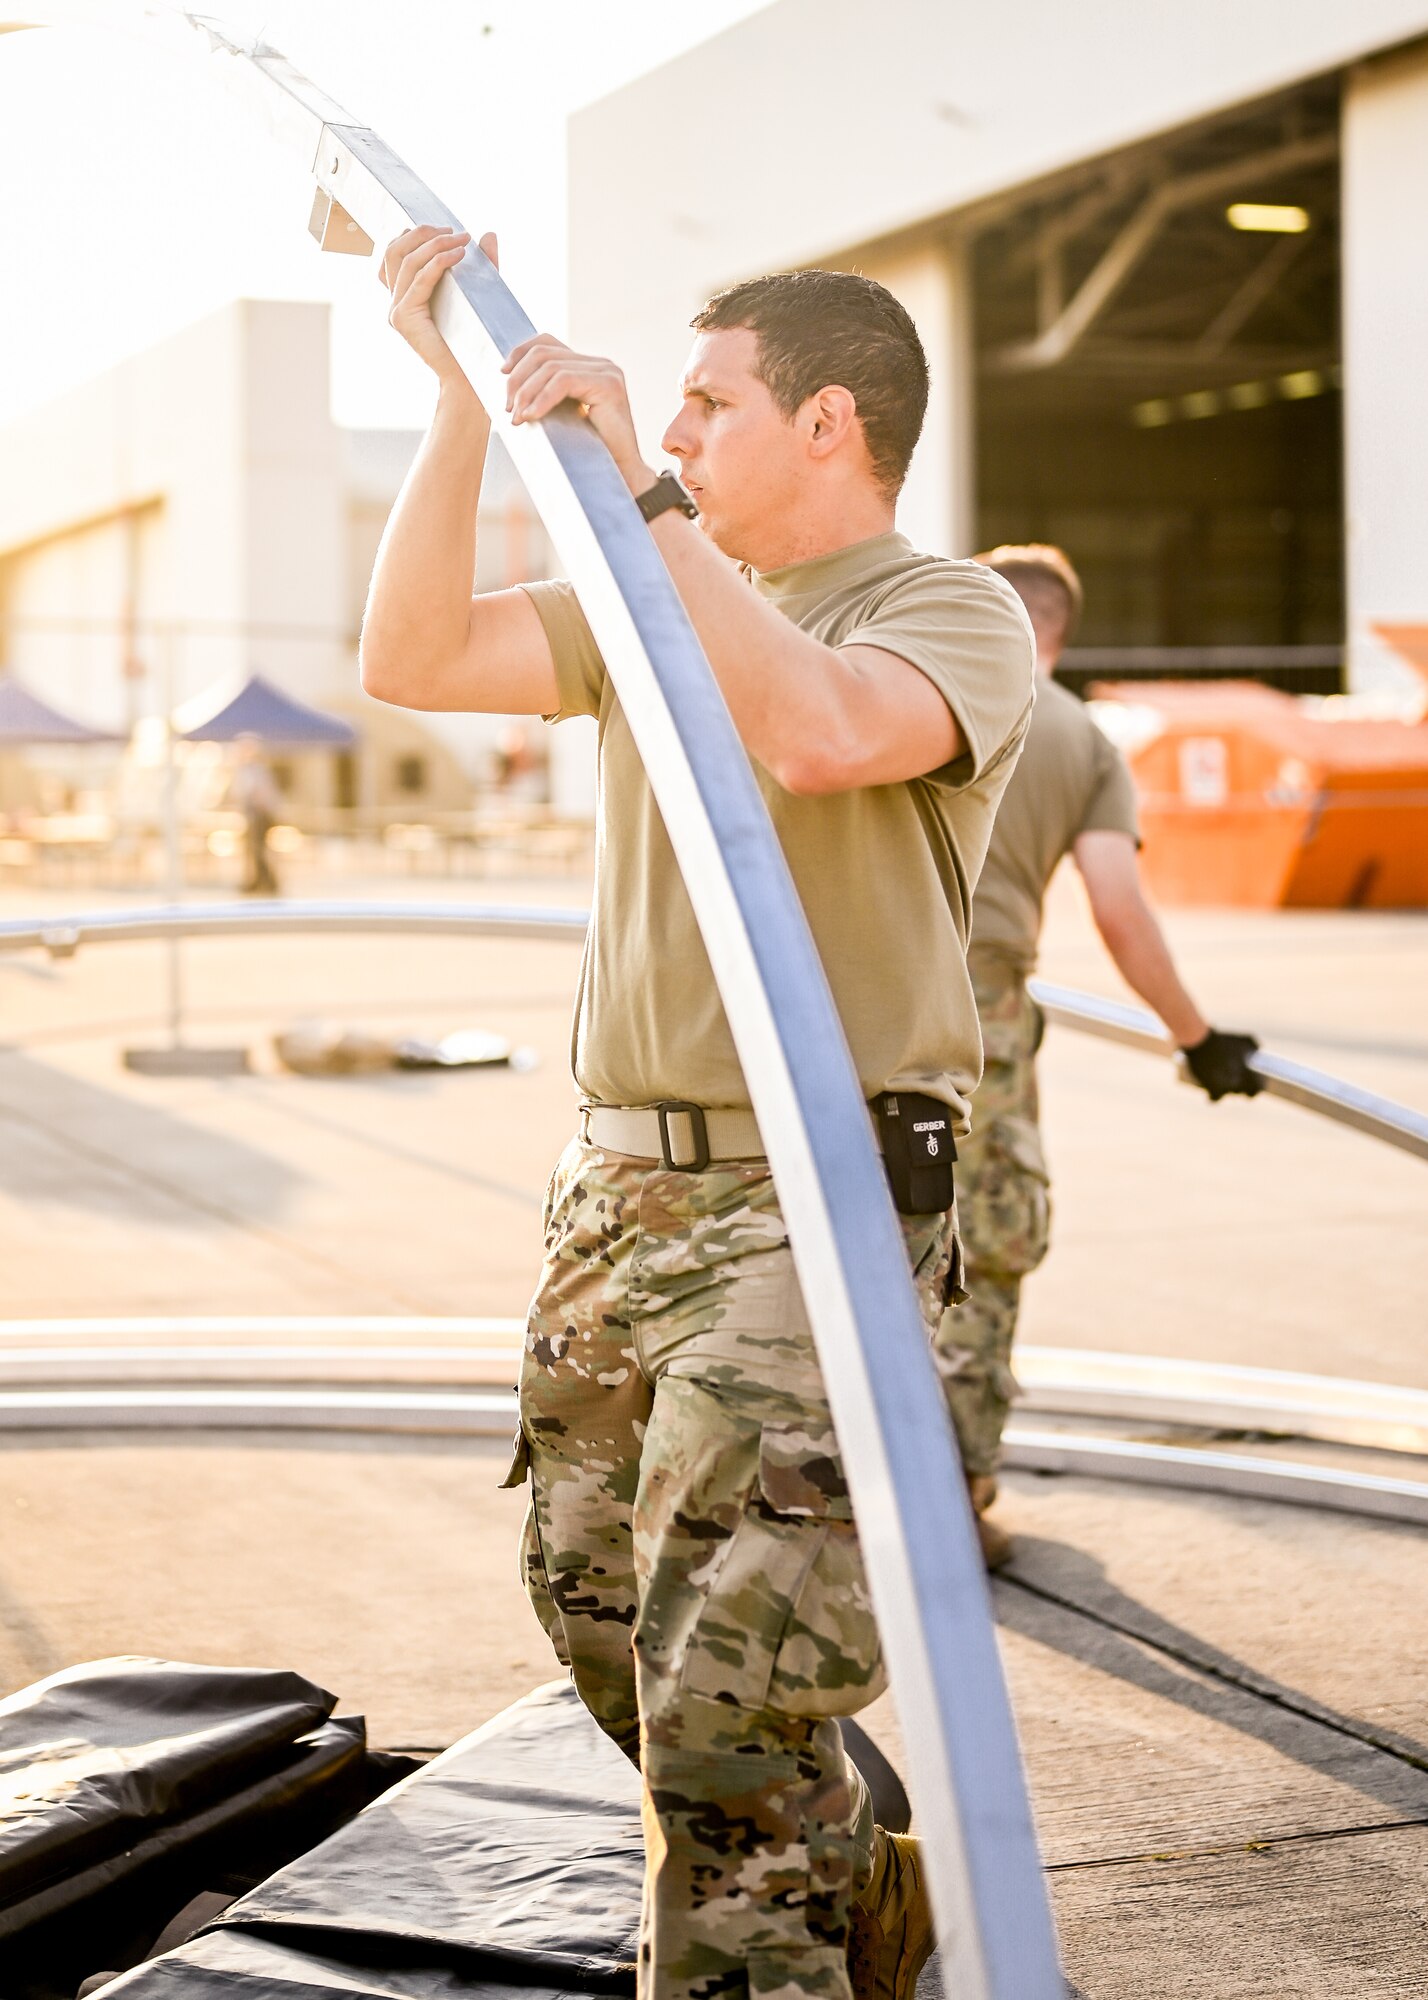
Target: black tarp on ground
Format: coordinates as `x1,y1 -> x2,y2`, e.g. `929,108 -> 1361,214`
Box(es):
96,1928 -> 587,1998
0,1658 -> 415,2000
0,1657 -> 343,1934
102,1681 -> 909,1998
226,1681 -> 641,1977
104,1681 -> 640,1997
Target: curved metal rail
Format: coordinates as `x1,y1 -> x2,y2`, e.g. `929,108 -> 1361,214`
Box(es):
3,1318 -> 1426,1529
0,1380 -> 1423,1525
54,11 -> 1054,1991
5,1321 -> 1425,1458
4,900 -> 1423,1163
1030,981 -> 1428,1163
0,901 -> 590,956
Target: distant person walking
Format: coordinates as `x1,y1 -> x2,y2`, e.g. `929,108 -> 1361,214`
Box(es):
938,545 -> 1263,1568
226,734 -> 283,896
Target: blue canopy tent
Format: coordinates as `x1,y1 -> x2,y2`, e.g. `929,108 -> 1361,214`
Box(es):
122,677 -> 357,1076
0,673 -> 125,820
173,672 -> 357,747
0,672 -> 125,745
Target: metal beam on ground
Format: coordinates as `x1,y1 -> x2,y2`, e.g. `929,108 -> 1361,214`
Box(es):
1003,1430 -> 1428,1528
1013,1351 -> 1428,1458
2,1324 -> 1425,1459
1,1384 -> 1424,1528
5,899 -> 1420,1165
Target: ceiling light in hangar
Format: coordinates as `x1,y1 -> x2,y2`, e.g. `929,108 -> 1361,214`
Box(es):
1226,202 -> 1311,232
1131,365 -> 1340,428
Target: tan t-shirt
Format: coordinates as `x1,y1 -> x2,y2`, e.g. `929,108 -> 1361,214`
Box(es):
969,674 -> 1140,977
523,532 -> 1035,1132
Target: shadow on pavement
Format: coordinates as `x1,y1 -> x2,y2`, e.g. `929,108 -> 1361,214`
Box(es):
995,1535 -> 1428,1787
0,1048 -> 306,1228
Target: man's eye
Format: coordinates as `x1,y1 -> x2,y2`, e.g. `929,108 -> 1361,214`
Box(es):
704,397 -> 723,411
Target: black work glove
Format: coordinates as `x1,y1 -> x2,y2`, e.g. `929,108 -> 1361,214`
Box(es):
1182,1028 -> 1264,1101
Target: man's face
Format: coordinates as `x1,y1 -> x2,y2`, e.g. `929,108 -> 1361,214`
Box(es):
660,328 -> 804,564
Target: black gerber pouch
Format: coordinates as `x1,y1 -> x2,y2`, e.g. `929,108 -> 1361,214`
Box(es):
872,1091 -> 956,1215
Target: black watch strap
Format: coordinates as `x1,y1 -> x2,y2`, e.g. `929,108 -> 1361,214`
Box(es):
636,471 -> 699,524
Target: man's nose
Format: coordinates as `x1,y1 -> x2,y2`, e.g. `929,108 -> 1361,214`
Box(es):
661,410 -> 691,458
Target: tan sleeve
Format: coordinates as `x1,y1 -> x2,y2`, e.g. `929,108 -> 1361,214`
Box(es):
1080,729 -> 1142,843
519,579 -> 607,722
838,563 -> 1036,789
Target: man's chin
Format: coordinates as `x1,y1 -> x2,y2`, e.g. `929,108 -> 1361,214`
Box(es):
699,508 -> 746,562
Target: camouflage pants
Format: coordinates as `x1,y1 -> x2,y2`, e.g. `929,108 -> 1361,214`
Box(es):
506,1137 -> 957,2000
933,961 -> 1051,1478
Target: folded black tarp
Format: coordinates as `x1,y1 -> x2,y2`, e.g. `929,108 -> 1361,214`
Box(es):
0,1657 -> 350,1937
217,1681 -> 642,1982
103,1681 -> 908,1999
98,1928 -> 579,1998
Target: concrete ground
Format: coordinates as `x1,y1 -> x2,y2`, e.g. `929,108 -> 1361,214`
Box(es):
0,862 -> 1425,1997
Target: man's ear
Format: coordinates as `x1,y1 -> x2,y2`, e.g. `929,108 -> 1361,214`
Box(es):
805,384 -> 860,458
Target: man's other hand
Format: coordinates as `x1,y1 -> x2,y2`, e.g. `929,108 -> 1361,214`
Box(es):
380,225 -> 498,397
1182,1028 -> 1264,1101
504,335 -> 650,490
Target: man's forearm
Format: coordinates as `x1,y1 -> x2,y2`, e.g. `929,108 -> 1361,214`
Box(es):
1099,903 -> 1209,1046
360,388 -> 491,694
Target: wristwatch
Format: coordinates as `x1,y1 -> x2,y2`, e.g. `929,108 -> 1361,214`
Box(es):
635,470 -> 699,524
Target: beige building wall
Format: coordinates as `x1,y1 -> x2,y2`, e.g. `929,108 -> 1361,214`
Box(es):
571,0 -> 1428,438
0,301 -> 586,813
0,300 -> 343,715
0,502 -> 164,731
570,0 -> 1428,682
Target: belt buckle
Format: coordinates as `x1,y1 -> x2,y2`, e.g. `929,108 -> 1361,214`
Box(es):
656,1100 -> 710,1172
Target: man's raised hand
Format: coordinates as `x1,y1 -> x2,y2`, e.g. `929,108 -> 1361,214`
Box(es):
379,225 -> 498,398
378,232 -> 651,484
504,335 -> 651,492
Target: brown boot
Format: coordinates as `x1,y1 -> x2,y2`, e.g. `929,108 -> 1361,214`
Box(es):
848,1829 -> 936,2000
968,1473 -> 1013,1572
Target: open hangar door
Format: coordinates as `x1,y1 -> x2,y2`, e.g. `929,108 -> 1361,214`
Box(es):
970,79 -> 1342,696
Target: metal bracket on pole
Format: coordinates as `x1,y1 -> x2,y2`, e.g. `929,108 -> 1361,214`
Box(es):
307,186 -> 373,256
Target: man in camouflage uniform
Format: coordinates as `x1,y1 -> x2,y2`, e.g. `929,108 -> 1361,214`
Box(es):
510,1153 -> 959,2000
365,228 -> 1033,2000
933,546 -> 1263,1567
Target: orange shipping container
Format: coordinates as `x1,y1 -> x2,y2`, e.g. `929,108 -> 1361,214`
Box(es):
1090,681 -> 1428,909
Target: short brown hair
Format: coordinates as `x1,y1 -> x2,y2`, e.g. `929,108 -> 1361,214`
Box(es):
976,543 -> 1084,639
692,270 -> 929,498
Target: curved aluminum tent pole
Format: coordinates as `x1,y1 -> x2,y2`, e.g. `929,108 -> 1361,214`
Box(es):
1030,980 -> 1428,1164
62,11 -> 1061,1994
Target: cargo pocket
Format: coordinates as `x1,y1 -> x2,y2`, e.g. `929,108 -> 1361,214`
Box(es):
680,1419 -> 885,1719
502,1425 -> 571,1666
994,1116 -> 1052,1276
499,1424 -> 530,1490
942,1230 -> 969,1309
